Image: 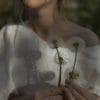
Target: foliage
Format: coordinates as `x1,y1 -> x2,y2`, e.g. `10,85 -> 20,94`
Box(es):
61,0 -> 100,37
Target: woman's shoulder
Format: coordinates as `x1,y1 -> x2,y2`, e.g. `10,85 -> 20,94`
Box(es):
0,24 -> 37,42
0,24 -> 41,56
0,24 -> 33,34
0,24 -> 41,52
61,20 -> 100,47
0,23 -> 36,34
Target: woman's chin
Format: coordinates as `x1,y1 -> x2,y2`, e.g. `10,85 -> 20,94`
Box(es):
23,0 -> 45,9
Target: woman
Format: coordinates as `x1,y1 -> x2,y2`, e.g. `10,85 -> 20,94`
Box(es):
0,0 -> 100,100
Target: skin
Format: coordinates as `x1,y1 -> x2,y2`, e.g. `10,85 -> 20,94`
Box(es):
9,80 -> 100,100
23,0 -> 99,47
23,0 -> 53,8
9,0 -> 100,100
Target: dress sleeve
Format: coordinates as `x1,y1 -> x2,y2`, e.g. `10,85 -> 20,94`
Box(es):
0,24 -> 43,99
0,26 -> 11,100
79,45 -> 100,96
0,25 -> 19,100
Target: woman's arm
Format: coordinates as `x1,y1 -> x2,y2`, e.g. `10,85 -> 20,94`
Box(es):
0,25 -> 30,100
0,26 -> 11,100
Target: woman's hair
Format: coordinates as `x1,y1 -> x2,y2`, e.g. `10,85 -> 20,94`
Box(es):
57,0 -> 62,10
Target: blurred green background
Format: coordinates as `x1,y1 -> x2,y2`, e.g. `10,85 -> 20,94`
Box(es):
0,0 -> 100,37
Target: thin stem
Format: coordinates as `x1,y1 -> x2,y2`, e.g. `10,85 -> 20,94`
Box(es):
69,43 -> 79,80
56,47 -> 63,87
52,40 -> 63,87
72,45 -> 78,74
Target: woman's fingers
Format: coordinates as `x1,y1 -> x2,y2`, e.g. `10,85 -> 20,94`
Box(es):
43,88 -> 63,97
33,88 -> 63,100
65,80 -> 98,100
63,88 -> 75,100
66,84 -> 85,100
44,95 -> 63,100
34,91 -> 43,100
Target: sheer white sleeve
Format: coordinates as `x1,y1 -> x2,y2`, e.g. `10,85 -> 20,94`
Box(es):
0,26 -> 13,100
0,25 -> 21,100
78,45 -> 100,96
66,36 -> 100,96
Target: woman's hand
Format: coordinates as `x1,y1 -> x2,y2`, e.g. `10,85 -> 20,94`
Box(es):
33,87 -> 63,100
34,81 -> 100,100
63,80 -> 100,100
9,81 -> 100,100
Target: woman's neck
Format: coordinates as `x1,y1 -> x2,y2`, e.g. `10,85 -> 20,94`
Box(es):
30,1 -> 60,39
37,3 -> 59,29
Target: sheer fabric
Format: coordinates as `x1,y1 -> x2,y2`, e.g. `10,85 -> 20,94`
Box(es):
0,25 -> 100,100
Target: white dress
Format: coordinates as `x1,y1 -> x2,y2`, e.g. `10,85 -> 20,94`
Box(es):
0,25 -> 100,100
